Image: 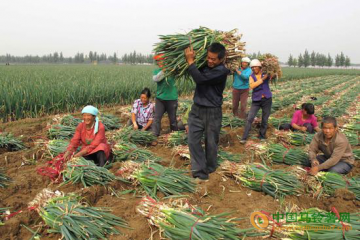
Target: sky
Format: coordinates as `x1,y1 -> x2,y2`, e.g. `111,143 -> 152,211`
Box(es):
1,0 -> 360,63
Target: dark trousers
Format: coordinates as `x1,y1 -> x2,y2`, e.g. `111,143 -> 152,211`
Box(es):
188,104 -> 222,179
242,97 -> 272,140
153,98 -> 178,136
316,155 -> 353,174
84,150 -> 107,167
232,88 -> 249,119
279,122 -> 314,134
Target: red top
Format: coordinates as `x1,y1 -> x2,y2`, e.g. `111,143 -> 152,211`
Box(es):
66,122 -> 111,159
291,110 -> 318,128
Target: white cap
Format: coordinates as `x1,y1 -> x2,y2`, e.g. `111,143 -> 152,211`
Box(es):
241,57 -> 251,63
250,59 -> 262,68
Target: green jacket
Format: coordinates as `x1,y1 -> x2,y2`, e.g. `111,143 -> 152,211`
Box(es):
153,68 -> 178,100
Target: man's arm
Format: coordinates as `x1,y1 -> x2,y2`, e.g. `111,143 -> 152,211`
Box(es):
188,64 -> 228,85
153,70 -> 165,82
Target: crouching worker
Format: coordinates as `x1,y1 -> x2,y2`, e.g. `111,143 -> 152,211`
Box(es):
280,103 -> 320,133
308,116 -> 354,175
64,105 -> 111,167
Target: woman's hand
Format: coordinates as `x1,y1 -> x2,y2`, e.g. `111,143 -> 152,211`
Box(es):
133,122 -> 139,130
64,151 -> 72,161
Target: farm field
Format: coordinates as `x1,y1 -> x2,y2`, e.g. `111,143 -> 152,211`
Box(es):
0,67 -> 360,239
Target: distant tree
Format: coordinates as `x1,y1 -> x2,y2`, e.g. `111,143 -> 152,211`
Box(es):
310,51 -> 316,67
340,52 -> 345,66
298,54 -> 304,67
59,52 -> 64,62
303,49 -> 310,67
89,51 -> 94,62
345,56 -> 351,68
292,58 -> 298,67
287,54 -> 294,66
112,52 -> 118,64
335,54 -> 341,67
326,54 -> 333,67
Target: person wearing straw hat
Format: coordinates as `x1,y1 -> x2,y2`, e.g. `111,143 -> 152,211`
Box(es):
64,105 -> 111,167
152,54 -> 179,136
233,57 -> 252,119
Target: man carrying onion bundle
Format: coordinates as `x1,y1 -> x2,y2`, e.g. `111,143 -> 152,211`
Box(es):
152,54 -> 179,137
279,103 -> 321,133
184,43 -> 230,181
309,116 -> 354,175
64,105 -> 112,167
232,57 -> 252,119
240,59 -> 272,143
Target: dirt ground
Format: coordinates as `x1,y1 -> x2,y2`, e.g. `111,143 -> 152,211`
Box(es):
0,105 -> 359,240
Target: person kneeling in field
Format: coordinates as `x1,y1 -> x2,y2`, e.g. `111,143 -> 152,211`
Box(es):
280,103 -> 321,133
308,116 -> 354,175
127,88 -> 155,132
64,105 -> 111,167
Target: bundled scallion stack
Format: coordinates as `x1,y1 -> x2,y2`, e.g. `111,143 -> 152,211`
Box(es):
60,115 -> 82,127
316,172 -> 360,200
113,142 -> 160,162
48,124 -> 75,140
268,117 -> 291,128
289,133 -> 315,146
137,196 -> 263,239
46,139 -> 69,156
0,168 -> 11,188
62,157 -> 116,187
266,144 -> 309,166
217,150 -> 242,163
161,131 -> 188,146
343,131 -> 359,146
117,161 -> 195,199
258,53 -> 283,83
222,162 -> 303,198
114,127 -> 156,146
29,189 -> 129,240
282,208 -> 360,240
221,114 -> 245,128
154,27 -> 246,79
0,132 -> 26,151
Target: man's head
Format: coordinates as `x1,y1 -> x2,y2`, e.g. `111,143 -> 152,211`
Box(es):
321,116 -> 338,140
302,103 -> 315,117
207,43 -> 226,68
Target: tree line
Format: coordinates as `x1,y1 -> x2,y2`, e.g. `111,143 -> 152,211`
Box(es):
0,51 -> 154,64
287,50 -> 351,68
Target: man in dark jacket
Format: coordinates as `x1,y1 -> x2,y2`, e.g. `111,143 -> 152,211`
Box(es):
184,43 -> 230,181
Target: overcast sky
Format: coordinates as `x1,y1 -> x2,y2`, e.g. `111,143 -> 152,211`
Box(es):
1,0 -> 359,62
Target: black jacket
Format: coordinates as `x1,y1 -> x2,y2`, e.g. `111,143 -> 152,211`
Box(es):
188,63 -> 229,108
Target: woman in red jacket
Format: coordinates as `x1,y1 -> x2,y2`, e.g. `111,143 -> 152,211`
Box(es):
63,105 -> 111,166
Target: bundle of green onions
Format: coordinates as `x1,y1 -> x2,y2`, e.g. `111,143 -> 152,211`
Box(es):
29,189 -> 129,240
354,149 -> 360,160
137,196 -> 263,239
48,124 -> 75,140
99,114 -> 121,130
266,144 -> 309,166
258,53 -> 283,81
316,172 -> 360,200
289,133 -> 315,146
60,115 -> 82,127
217,150 -> 242,163
222,162 -> 303,198
342,122 -> 360,133
46,139 -> 69,156
154,27 -> 246,79
113,142 -> 160,162
62,157 -> 116,187
114,127 -> 156,146
162,131 -> 188,146
117,161 -> 195,198
221,114 -> 245,128
343,131 -> 359,146
0,168 -> 11,188
268,117 -> 291,129
282,208 -> 360,240
0,132 -> 26,151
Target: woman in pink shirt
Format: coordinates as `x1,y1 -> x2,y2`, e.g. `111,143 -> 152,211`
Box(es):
280,103 -> 320,133
64,105 -> 111,167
